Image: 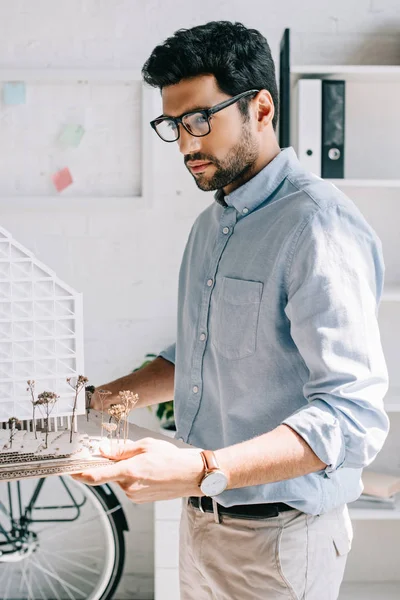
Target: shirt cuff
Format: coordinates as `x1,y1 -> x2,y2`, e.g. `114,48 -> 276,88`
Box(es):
158,342 -> 176,366
282,401 -> 346,477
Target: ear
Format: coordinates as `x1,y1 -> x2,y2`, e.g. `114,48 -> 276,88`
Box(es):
254,90 -> 275,130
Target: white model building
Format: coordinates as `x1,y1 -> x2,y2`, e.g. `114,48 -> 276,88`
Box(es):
0,225 -> 85,425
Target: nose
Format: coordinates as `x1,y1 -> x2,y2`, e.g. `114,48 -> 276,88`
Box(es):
177,125 -> 202,155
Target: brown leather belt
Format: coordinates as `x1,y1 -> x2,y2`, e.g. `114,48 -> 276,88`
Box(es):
188,496 -> 294,520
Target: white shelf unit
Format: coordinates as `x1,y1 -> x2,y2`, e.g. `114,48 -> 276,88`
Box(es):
329,179 -> 400,189
339,582 -> 400,600
382,285 -> 400,302
349,492 -> 400,520
154,498 -> 181,600
291,65 -> 400,80
290,63 -> 400,185
291,61 -> 400,593
384,388 -> 400,412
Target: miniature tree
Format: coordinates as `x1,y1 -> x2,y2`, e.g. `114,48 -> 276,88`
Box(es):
107,404 -> 126,442
118,390 -> 139,443
97,389 -> 112,429
26,380 -> 37,439
67,375 -> 88,443
8,417 -> 20,449
34,391 -> 59,449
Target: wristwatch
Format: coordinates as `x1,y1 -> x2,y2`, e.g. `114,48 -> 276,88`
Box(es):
199,450 -> 229,497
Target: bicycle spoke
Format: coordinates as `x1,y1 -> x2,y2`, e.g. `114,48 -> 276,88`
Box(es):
41,548 -> 101,576
2,564 -> 12,600
29,558 -> 51,600
39,503 -> 121,542
21,559 -> 35,600
20,559 -> 28,593
31,556 -> 62,600
34,553 -> 86,599
47,545 -> 104,554
40,550 -> 100,592
0,561 -> 10,588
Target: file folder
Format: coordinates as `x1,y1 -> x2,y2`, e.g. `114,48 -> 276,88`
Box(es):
321,80 -> 345,178
297,79 -> 322,175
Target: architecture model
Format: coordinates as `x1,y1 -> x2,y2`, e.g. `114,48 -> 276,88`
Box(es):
0,226 -> 138,481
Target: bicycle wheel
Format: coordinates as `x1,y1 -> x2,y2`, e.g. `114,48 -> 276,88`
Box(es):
0,476 -> 128,600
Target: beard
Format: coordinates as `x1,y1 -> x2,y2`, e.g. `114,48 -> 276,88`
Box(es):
185,124 -> 259,192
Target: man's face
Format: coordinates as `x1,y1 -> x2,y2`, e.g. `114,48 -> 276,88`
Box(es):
161,75 -> 259,193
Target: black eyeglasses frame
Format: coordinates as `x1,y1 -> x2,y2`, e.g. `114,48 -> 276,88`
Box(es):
150,89 -> 260,142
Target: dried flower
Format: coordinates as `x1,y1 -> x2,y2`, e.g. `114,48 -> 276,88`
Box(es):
67,375 -> 89,442
35,391 -> 59,405
118,390 -> 139,411
118,390 -> 139,442
107,403 -> 126,439
35,391 -> 59,449
27,380 -> 37,439
67,375 -> 89,390
102,422 -> 117,433
8,417 -> 20,449
98,389 -> 112,432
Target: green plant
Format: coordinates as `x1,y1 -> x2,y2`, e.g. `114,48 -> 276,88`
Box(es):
133,353 -> 175,429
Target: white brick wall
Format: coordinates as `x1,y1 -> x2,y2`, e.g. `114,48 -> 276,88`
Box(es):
0,1 -> 399,597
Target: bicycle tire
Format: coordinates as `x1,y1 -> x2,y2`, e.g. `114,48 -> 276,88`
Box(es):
0,477 -> 129,600
88,483 -> 128,600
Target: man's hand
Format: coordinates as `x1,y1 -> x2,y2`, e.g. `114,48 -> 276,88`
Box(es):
71,438 -> 205,503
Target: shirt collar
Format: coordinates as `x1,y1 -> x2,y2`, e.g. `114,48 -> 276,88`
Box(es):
214,147 -> 299,214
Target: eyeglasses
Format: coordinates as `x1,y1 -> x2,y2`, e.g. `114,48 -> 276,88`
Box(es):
150,89 -> 259,143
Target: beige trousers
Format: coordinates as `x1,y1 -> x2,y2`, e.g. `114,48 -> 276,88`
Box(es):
179,499 -> 353,600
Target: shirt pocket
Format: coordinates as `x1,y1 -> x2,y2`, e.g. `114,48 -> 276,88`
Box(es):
211,277 -> 263,360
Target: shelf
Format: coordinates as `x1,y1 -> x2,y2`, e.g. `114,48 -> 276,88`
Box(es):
384,388 -> 400,412
339,582 -> 400,600
328,179 -> 400,188
349,504 -> 400,521
385,401 -> 400,413
291,65 -> 400,81
382,286 -> 400,302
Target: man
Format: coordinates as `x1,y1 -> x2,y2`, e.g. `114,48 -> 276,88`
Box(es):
74,21 -> 390,599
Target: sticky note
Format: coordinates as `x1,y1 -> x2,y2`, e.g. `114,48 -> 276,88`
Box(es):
58,124 -> 85,147
52,168 -> 73,192
3,82 -> 26,105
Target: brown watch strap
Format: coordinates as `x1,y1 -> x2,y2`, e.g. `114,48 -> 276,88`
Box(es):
200,450 -> 220,473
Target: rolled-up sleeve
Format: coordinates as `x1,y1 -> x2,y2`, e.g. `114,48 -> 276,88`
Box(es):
158,342 -> 176,366
282,203 -> 389,476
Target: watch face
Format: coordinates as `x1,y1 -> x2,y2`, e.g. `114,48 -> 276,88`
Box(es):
200,471 -> 228,496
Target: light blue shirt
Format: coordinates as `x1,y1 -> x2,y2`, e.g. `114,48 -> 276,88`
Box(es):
159,147 -> 389,515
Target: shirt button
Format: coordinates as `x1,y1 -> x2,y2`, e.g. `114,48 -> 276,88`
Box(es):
242,207 -> 249,214
207,278 -> 213,287
193,385 -> 199,393
199,333 -> 206,341
222,227 -> 230,234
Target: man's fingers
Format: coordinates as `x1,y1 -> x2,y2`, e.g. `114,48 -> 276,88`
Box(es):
70,462 -> 131,485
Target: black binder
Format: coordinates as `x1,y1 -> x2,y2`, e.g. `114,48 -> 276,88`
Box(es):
279,29 -> 291,148
321,80 -> 345,178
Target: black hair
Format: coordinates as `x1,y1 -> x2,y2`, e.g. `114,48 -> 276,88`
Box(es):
142,21 -> 279,131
